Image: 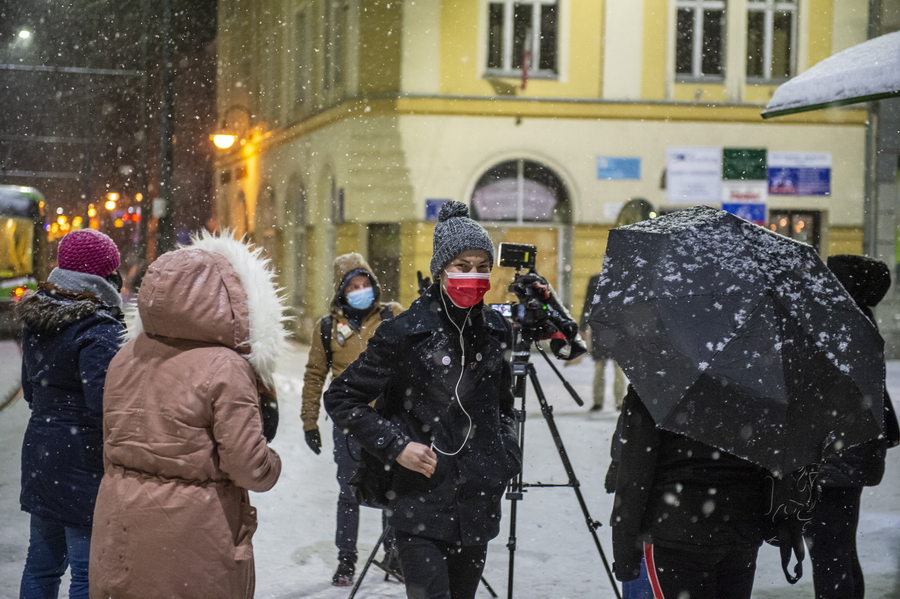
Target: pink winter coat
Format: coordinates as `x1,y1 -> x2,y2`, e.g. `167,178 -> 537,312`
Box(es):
89,235 -> 286,599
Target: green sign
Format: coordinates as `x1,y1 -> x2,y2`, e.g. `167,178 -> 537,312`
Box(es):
723,148 -> 767,181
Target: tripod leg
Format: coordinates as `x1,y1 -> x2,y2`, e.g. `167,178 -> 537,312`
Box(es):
347,525 -> 391,599
480,575 -> 499,598
526,364 -> 622,599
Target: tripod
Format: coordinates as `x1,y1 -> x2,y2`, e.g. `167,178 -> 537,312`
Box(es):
505,341 -> 621,599
348,525 -> 499,598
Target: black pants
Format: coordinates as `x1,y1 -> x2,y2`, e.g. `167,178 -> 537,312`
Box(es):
645,542 -> 758,599
394,532 -> 487,599
804,485 -> 864,599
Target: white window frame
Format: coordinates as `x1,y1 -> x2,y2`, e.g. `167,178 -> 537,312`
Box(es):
484,0 -> 558,79
746,0 -> 797,81
323,0 -> 348,96
675,0 -> 727,80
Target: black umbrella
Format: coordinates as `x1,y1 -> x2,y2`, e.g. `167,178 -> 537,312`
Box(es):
589,206 -> 884,475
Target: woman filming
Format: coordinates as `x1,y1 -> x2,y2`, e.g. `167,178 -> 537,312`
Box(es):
324,201 -> 521,599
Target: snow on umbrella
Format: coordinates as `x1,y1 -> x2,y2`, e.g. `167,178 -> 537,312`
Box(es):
762,30 -> 900,119
589,205 -> 884,475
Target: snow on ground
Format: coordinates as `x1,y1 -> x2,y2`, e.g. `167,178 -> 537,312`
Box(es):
1,341 -> 899,598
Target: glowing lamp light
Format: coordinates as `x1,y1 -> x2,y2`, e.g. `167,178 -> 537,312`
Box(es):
12,286 -> 27,300
104,199 -> 116,211
87,206 -> 97,217
56,215 -> 68,225
106,192 -> 119,202
135,193 -> 143,202
114,218 -> 124,228
18,30 -> 31,39
212,134 -> 237,149
72,216 -> 84,229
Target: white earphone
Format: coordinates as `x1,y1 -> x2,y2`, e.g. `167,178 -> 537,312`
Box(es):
432,285 -> 475,456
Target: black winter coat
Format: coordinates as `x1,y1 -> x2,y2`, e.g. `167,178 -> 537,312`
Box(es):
18,288 -> 124,527
611,388 -> 769,581
324,284 -> 521,546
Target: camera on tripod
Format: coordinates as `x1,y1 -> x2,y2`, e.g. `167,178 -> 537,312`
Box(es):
491,243 -> 586,360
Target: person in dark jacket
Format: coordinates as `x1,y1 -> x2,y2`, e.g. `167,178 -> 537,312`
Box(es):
804,254 -> 900,599
16,229 -> 124,599
324,200 -> 521,599
611,386 -> 769,599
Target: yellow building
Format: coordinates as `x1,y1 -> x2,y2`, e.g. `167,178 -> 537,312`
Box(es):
215,0 -> 870,340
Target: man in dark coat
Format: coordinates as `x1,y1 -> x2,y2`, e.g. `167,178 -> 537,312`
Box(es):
804,254 -> 900,599
611,386 -> 769,599
17,229 -> 124,599
325,201 -> 521,599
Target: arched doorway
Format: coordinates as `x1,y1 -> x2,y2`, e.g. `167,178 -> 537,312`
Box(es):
232,191 -> 249,237
470,159 -> 571,305
255,185 -> 279,260
290,181 -> 308,314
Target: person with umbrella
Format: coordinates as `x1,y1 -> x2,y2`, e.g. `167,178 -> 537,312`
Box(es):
804,254 -> 900,599
610,384 -> 770,597
592,206 -> 886,596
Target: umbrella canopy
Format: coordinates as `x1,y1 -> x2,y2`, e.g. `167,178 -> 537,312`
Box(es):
762,30 -> 900,119
590,206 -> 884,474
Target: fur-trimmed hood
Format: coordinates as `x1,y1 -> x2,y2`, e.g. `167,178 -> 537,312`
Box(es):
16,289 -> 114,332
126,231 -> 289,387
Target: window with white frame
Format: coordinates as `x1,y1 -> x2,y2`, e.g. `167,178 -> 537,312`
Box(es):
323,0 -> 348,94
675,0 -> 726,79
486,0 -> 558,78
746,0 -> 796,80
294,7 -> 312,107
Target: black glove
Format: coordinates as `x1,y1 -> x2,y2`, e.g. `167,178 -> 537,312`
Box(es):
259,388 -> 279,443
305,429 -> 322,454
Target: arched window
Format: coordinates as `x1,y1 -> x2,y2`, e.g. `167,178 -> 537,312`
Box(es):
471,159 -> 569,223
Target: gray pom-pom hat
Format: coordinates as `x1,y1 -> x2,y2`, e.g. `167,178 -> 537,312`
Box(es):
430,201 -> 495,279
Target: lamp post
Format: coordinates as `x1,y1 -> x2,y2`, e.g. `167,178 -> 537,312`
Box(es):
156,0 -> 176,255
210,105 -> 253,150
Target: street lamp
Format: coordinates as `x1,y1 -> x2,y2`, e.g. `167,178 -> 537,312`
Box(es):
211,105 -> 252,150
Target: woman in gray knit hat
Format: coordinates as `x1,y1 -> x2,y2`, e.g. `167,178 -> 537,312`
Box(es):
325,201 -> 521,599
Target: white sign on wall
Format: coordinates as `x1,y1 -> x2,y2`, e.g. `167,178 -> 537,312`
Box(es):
666,147 -> 722,203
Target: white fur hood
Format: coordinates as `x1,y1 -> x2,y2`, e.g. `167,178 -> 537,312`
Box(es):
125,231 -> 289,387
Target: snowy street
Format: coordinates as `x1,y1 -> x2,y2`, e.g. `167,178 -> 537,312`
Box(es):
1,340 -> 899,598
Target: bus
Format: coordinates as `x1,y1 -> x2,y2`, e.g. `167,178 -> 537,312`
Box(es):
0,185 -> 46,340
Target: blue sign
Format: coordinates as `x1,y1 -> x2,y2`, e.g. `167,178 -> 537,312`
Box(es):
768,167 -> 831,196
425,199 -> 450,221
597,157 -> 641,180
723,203 -> 767,225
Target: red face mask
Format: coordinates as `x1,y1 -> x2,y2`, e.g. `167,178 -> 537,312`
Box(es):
444,272 -> 491,308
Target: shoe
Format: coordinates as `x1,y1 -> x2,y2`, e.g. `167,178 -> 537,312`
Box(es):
332,555 -> 356,586
589,404 -> 603,412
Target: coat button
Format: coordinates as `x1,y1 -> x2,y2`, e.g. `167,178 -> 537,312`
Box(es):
476,352 -> 482,361
442,356 -> 451,366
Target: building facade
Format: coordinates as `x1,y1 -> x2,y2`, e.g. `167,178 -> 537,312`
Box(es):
215,0 -> 871,342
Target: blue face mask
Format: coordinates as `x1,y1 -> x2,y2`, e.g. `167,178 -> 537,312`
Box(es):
346,287 -> 375,310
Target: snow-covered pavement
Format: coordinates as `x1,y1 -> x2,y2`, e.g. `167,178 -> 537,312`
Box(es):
1,341 -> 899,598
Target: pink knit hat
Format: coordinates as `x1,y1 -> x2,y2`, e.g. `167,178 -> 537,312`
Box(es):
58,229 -> 121,277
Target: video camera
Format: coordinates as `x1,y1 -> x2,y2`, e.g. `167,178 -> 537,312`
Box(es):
493,243 -> 586,360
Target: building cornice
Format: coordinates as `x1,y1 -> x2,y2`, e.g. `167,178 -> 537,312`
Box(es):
214,94 -> 867,167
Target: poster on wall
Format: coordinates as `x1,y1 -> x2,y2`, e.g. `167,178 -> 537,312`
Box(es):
597,157 -> 641,180
767,152 -> 832,196
666,147 -> 722,203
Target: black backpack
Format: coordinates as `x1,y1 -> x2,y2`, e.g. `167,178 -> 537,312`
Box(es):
762,464 -> 819,584
320,304 -> 394,371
